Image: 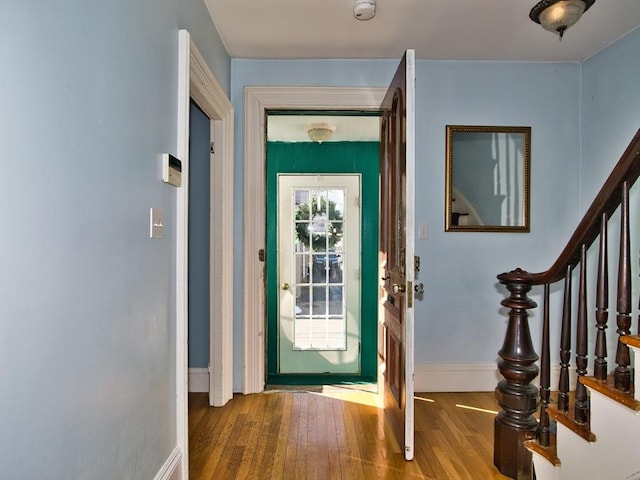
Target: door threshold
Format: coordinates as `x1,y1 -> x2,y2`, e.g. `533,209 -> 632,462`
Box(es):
267,374 -> 376,387
265,382 -> 378,394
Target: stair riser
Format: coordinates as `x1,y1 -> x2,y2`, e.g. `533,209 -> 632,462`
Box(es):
529,388 -> 640,480
558,389 -> 640,479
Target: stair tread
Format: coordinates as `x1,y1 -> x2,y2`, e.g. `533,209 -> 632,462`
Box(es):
581,375 -> 639,411
620,334 -> 640,349
524,435 -> 561,466
547,403 -> 596,443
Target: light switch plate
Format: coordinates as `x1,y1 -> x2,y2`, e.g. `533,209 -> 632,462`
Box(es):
150,208 -> 164,239
419,224 -> 428,239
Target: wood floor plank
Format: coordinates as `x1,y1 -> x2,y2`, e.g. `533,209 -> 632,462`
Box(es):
189,390 -> 512,480
312,393 -> 331,479
204,396 -> 248,480
245,393 -> 280,478
234,393 -> 268,479
324,395 -> 344,479
295,393 -> 310,479
270,392 -> 292,479
305,394 -> 321,480
189,393 -> 241,480
282,392 -> 301,478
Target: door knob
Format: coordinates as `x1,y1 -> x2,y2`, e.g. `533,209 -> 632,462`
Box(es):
392,283 -> 406,294
414,282 -> 425,294
281,282 -> 290,291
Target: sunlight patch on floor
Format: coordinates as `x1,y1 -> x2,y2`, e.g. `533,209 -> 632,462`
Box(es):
414,395 -> 435,403
308,385 -> 382,407
414,395 -> 498,414
455,403 -> 498,415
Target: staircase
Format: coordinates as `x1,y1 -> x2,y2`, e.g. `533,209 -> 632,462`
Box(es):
492,129 -> 640,480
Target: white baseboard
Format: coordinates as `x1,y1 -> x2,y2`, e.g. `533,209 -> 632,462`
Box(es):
413,363 -> 576,393
188,367 -> 209,393
415,363 -> 500,392
154,446 -> 182,480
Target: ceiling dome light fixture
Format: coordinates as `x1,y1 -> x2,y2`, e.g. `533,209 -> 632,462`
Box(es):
530,0 -> 595,39
306,123 -> 336,143
353,0 -> 376,21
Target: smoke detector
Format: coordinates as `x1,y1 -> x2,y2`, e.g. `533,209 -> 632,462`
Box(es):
353,0 -> 376,21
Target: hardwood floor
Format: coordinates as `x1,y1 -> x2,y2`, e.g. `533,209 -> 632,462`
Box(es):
189,388 -> 511,479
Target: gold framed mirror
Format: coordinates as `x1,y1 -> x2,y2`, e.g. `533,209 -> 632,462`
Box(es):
445,125 -> 531,232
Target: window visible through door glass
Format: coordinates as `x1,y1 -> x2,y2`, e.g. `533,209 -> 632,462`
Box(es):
293,187 -> 346,350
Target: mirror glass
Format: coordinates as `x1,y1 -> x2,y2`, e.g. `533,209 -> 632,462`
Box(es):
445,125 -> 530,232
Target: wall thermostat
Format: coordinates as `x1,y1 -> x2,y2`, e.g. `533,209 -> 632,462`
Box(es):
162,153 -> 182,187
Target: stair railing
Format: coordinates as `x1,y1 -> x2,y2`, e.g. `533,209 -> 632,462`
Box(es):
493,128 -> 640,480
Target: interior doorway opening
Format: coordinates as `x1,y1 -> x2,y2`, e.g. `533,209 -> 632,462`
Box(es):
176,30 -> 234,479
265,112 -> 381,387
243,87 -> 389,395
264,111 -> 381,387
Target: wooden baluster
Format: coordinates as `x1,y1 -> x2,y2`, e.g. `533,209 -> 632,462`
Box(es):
494,269 -> 539,480
538,283 -> 551,447
575,244 -> 589,424
558,265 -> 572,413
594,213 -> 609,381
614,181 -> 631,392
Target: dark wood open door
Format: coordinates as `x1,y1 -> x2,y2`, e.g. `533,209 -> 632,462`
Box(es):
379,50 -> 416,460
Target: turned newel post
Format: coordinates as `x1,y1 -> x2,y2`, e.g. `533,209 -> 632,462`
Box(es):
494,269 -> 539,480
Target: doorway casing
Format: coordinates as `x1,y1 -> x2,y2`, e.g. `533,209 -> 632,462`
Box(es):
243,86 -> 387,394
176,30 -> 234,479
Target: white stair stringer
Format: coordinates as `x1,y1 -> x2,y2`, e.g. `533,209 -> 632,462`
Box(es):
530,450 -> 561,480
532,387 -> 640,480
626,339 -> 639,402
558,388 -> 639,480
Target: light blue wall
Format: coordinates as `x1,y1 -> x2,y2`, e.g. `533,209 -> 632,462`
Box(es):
415,60 -> 581,365
231,58 -> 581,389
580,27 -> 640,362
0,1 -> 229,478
581,27 -> 640,199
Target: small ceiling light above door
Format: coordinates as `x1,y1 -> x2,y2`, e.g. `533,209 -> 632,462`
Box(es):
353,0 -> 376,21
306,123 -> 336,143
530,0 -> 595,38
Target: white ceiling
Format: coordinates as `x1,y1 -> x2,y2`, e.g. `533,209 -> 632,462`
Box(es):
204,0 -> 640,62
268,115 -> 380,143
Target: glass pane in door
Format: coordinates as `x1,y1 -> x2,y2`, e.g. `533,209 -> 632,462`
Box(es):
293,187 -> 346,350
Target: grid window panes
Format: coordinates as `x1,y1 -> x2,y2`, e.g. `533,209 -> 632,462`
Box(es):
293,188 -> 346,350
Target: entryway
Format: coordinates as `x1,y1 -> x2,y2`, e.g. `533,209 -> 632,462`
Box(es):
242,58 -> 418,459
265,116 -> 380,386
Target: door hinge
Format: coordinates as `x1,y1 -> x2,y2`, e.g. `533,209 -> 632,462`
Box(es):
258,249 -> 265,262
210,142 -> 215,154
355,196 -> 361,208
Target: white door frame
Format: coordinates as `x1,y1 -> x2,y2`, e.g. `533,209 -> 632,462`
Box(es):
243,86 -> 386,394
176,29 -> 234,478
